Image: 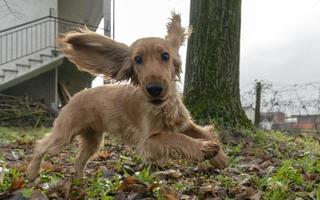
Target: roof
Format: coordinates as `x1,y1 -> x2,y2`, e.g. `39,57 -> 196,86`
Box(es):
291,114 -> 320,118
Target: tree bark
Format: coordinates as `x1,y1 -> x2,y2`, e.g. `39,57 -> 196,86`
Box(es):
184,0 -> 251,129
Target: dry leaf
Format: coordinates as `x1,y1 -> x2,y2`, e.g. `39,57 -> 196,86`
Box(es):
159,186 -> 178,200
41,161 -> 55,172
120,176 -> 141,191
93,151 -> 111,160
230,186 -> 255,199
9,177 -> 25,192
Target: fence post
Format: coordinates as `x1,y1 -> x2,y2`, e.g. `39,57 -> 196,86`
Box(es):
254,82 -> 262,127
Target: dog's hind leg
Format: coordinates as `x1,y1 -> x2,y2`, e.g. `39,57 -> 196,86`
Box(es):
26,129 -> 75,180
139,132 -> 220,165
74,130 -> 103,179
181,122 -> 216,140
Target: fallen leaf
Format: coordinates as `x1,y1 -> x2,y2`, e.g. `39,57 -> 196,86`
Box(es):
114,192 -> 126,200
31,189 -> 48,200
6,151 -> 20,161
199,185 -> 215,196
249,191 -> 262,200
180,194 -> 191,200
159,186 -> 178,200
149,182 -> 161,191
304,173 -> 320,182
230,186 -> 255,199
93,151 -> 111,160
9,177 -> 25,192
153,169 -> 182,179
124,184 -> 148,193
120,176 -> 145,192
17,163 -> 28,172
41,161 -> 55,172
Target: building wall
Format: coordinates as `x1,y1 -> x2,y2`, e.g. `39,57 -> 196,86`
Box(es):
0,0 -> 57,68
3,69 -> 56,107
58,59 -> 93,95
0,0 -> 57,30
58,0 -> 102,29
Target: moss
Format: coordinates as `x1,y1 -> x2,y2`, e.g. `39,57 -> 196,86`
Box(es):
184,97 -> 252,130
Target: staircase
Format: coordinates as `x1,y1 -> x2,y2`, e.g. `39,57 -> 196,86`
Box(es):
0,16 -> 103,92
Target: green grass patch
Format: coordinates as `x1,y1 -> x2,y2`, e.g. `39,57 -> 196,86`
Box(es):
0,126 -> 50,143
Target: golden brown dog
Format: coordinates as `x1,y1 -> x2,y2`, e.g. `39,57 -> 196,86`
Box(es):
26,13 -> 228,180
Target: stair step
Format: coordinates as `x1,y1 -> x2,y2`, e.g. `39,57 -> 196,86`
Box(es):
16,63 -> 31,68
29,58 -> 43,63
3,69 -> 18,73
51,49 -> 60,57
40,54 -> 54,58
2,69 -> 17,80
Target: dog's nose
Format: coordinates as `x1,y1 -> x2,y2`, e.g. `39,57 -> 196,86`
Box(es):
146,84 -> 163,97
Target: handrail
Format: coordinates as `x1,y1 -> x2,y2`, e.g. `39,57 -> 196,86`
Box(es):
0,16 -> 50,33
0,16 -> 107,34
0,15 -> 108,65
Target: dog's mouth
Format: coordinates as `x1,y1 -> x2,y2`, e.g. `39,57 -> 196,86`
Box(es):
150,98 -> 166,105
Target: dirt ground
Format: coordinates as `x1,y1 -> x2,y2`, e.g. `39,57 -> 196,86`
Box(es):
0,127 -> 319,200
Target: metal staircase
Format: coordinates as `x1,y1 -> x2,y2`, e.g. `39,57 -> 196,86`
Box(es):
0,15 -> 103,91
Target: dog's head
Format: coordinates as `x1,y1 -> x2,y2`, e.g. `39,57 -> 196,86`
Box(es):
58,13 -> 189,105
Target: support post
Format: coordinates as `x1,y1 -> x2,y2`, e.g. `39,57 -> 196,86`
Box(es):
254,82 -> 262,127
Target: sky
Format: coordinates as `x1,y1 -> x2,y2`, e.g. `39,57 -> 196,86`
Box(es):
95,0 -> 320,92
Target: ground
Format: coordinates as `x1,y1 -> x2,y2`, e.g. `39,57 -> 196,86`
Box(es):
0,127 -> 319,200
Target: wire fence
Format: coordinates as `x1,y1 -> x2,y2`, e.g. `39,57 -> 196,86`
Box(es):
241,80 -> 320,134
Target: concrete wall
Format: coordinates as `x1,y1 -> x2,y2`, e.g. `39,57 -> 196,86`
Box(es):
3,69 -> 56,106
0,0 -> 57,68
0,0 -> 106,109
2,59 -> 93,107
103,0 -> 111,36
58,0 -> 103,29
58,59 -> 93,95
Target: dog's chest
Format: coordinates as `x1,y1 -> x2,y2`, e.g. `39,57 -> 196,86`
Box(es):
149,103 -> 184,132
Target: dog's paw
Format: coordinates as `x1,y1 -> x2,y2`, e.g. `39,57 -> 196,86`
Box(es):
201,141 -> 220,159
209,150 -> 229,169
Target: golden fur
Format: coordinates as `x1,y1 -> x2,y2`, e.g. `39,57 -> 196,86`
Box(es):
26,13 -> 228,180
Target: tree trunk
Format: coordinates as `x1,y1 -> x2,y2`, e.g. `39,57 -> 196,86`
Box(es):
184,0 -> 251,129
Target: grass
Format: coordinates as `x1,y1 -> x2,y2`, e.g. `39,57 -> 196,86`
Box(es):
0,126 -> 49,143
0,127 -> 319,199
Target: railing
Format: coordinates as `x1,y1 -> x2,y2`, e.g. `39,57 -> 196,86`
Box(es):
0,16 -> 107,65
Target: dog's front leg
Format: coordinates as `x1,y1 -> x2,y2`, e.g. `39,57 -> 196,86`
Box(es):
138,132 -> 220,165
180,121 -> 229,169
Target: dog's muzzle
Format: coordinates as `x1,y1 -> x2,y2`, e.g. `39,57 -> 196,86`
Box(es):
146,84 -> 163,97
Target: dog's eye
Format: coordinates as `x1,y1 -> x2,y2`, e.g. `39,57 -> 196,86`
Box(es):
161,52 -> 170,61
134,56 -> 143,64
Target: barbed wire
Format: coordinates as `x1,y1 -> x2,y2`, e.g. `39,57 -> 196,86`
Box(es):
241,80 -> 320,116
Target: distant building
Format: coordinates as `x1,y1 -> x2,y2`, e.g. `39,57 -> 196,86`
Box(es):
261,112 -> 286,124
291,114 -> 320,130
259,112 -> 286,130
243,106 -> 255,124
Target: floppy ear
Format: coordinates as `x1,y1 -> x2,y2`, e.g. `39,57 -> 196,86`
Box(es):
58,27 -> 132,81
165,12 -> 191,52
165,12 -> 191,80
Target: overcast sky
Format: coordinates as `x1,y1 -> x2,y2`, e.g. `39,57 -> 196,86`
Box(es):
96,0 -> 320,91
